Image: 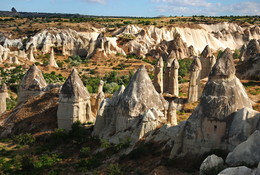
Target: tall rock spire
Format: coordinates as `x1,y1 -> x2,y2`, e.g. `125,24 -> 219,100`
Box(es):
49,48 -> 59,68
188,56 -> 202,102
0,83 -> 9,114
154,57 -> 164,93
169,58 -> 179,96
57,69 -> 94,130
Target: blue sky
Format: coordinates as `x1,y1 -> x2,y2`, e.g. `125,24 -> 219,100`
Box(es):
0,0 -> 259,17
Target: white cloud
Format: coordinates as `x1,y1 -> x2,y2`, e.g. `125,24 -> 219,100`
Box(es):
81,0 -> 106,4
152,0 -> 260,16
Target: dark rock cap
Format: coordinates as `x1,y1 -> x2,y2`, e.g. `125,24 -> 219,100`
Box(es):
19,65 -> 47,91
61,68 -> 89,98
209,48 -> 235,79
201,45 -> 212,58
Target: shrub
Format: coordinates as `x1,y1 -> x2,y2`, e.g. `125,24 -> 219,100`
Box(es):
80,147 -> 91,157
178,58 -> 193,78
12,133 -> 36,146
107,164 -> 122,175
77,157 -> 102,172
33,154 -> 61,169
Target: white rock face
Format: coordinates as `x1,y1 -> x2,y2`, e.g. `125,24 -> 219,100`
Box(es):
188,56 -> 202,102
49,48 -> 59,68
217,166 -> 254,175
18,65 -> 47,103
169,58 -> 179,96
27,48 -> 36,62
93,66 -> 167,143
153,57 -> 164,93
199,154 -> 224,175
0,84 -> 9,115
167,101 -> 177,126
57,69 -> 94,130
226,130 -> 260,167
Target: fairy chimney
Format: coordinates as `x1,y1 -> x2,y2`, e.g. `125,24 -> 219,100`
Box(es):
18,65 -> 47,103
49,48 -> 59,68
188,56 -> 202,102
154,57 -> 164,93
57,69 -> 94,130
0,84 -> 9,114
169,58 -> 179,96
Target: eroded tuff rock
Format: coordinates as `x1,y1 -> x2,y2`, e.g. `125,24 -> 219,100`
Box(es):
199,154 -> 224,175
93,80 -> 105,116
169,58 -> 179,96
18,65 -> 47,103
200,45 -> 216,79
27,48 -> 36,62
237,53 -> 260,80
217,166 -> 254,175
167,101 -> 177,126
187,56 -> 201,102
153,57 -> 164,93
93,65 -> 167,143
170,48 -> 256,159
226,130 -> 260,167
49,48 -> 59,68
57,69 -> 94,130
0,84 -> 9,115
240,39 -> 260,61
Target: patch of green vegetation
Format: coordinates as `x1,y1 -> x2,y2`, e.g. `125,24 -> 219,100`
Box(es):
12,133 -> 36,146
112,63 -> 130,70
6,96 -> 17,111
0,66 -> 25,93
107,163 -> 122,175
43,72 -> 66,84
178,58 -> 193,78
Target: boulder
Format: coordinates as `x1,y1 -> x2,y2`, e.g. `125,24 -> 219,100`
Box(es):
226,130 -> 260,167
217,166 -> 254,175
200,154 -> 224,175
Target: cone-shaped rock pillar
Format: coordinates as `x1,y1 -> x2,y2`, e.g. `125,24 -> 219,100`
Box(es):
18,65 -> 47,103
169,58 -> 179,96
93,65 -> 167,143
49,48 -> 59,68
154,57 -> 164,93
28,48 -> 36,62
57,69 -> 94,130
188,56 -> 202,102
200,45 -> 216,79
171,48 -> 254,159
167,101 -> 177,125
0,84 -> 9,114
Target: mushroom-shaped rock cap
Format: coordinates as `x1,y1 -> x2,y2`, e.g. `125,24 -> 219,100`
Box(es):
120,65 -> 166,116
201,45 -> 212,58
60,68 -> 89,99
156,57 -> 164,68
171,58 -> 179,69
209,48 -> 235,79
19,65 -> 47,91
190,56 -> 202,71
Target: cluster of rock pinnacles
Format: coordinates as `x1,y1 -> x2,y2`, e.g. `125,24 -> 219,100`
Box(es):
0,44 -> 259,173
